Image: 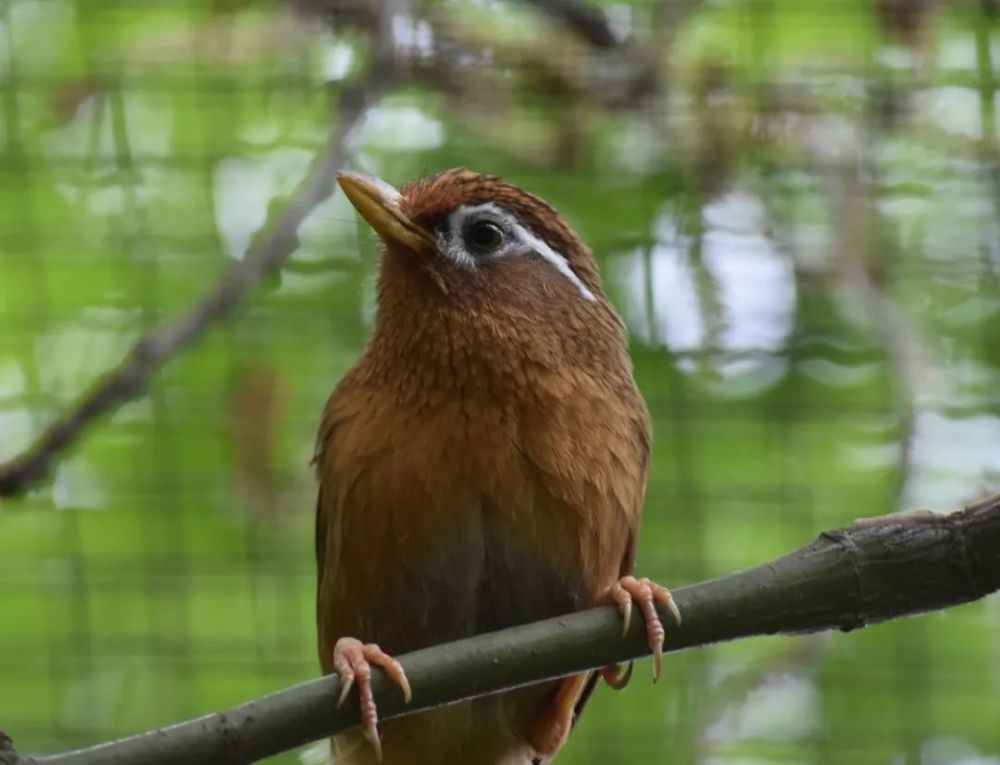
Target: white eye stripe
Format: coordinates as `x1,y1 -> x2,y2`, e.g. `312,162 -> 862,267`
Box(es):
506,219 -> 596,302
444,202 -> 596,302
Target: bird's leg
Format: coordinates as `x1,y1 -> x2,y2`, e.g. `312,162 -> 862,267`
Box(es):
332,637 -> 412,761
597,576 -> 682,683
525,672 -> 591,759
525,575 -> 680,757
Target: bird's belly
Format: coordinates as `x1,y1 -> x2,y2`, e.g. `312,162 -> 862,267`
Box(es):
326,504 -> 589,763
322,401 -> 600,655
354,505 -> 587,653
319,392 -> 635,763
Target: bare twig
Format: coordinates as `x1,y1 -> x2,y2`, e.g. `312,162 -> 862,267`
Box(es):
5,493 -> 998,765
521,0 -> 618,47
0,67 -> 392,499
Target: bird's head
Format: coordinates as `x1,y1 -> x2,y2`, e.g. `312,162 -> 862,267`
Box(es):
337,168 -> 629,388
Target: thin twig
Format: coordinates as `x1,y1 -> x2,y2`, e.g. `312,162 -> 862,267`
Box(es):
0,68 -> 391,499
521,0 -> 619,47
5,493 -> 998,765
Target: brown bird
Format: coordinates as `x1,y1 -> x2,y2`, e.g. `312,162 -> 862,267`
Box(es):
315,168 -> 679,764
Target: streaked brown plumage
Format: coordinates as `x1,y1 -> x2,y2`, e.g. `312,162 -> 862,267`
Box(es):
315,169 -> 676,764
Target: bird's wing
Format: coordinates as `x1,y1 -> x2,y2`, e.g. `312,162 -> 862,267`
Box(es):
313,399 -> 335,671
568,525 -> 642,727
521,376 -> 651,755
314,383 -> 364,672
567,505 -> 646,732
313,384 -> 341,581
569,390 -> 651,728
314,485 -> 328,592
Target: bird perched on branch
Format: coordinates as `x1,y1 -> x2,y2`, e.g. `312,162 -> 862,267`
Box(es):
315,168 -> 679,764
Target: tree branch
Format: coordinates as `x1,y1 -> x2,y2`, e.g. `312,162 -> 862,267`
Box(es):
520,0 -> 619,47
5,493 -> 998,765
0,68 -> 391,499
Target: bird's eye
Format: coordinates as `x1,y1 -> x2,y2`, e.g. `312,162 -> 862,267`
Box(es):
463,220 -> 505,255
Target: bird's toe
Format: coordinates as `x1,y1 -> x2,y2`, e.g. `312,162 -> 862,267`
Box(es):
331,637 -> 412,761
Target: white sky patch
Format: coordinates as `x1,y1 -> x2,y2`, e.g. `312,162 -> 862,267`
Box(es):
705,673 -> 821,744
353,104 -> 444,152
617,191 -> 796,357
0,357 -> 27,398
318,37 -> 355,81
922,735 -> 1000,765
918,86 -> 988,140
53,458 -> 107,511
213,148 -> 313,259
45,89 -> 175,161
33,310 -> 138,403
391,14 -> 435,59
0,409 -> 33,461
934,33 -> 1000,72
902,409 -> 1000,508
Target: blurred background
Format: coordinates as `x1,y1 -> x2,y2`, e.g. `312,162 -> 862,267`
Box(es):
1,0 -> 999,762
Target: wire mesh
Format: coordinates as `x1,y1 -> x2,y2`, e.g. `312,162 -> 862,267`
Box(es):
1,0 -> 998,763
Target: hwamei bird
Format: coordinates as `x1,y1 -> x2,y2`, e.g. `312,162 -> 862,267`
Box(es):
315,168 -> 679,764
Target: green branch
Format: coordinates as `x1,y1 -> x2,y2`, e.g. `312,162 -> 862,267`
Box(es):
3,493 -> 998,765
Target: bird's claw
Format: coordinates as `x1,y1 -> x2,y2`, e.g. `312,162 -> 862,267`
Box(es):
600,661 -> 634,690
332,637 -> 412,761
601,576 -> 681,683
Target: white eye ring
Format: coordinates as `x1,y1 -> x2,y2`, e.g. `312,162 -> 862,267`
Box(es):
442,202 -> 596,302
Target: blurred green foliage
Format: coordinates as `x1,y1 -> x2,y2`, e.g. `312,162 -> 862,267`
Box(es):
1,0 -> 998,762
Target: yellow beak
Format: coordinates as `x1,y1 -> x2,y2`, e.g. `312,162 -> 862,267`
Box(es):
337,171 -> 435,252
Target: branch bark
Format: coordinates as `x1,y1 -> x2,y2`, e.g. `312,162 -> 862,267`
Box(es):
5,493 -> 998,765
521,0 -> 619,47
0,68 -> 391,499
